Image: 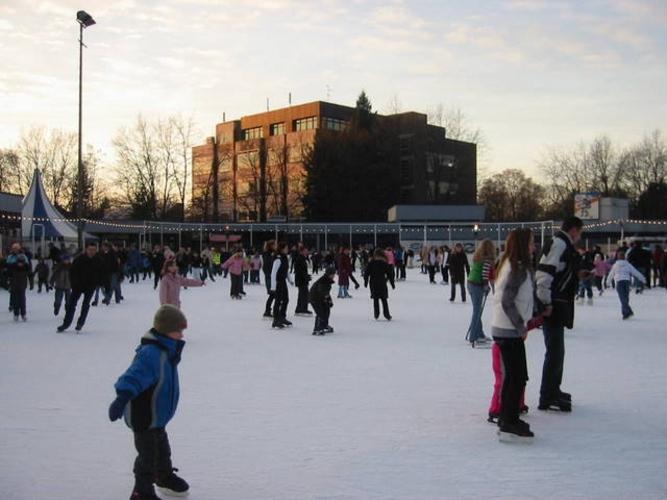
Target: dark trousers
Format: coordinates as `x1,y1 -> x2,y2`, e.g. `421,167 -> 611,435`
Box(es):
133,428 -> 173,495
396,261 -> 406,280
312,302 -> 330,330
54,288 -> 71,315
540,318 -> 565,402
616,280 -> 633,317
10,289 -> 26,316
250,270 -> 260,283
230,273 -> 243,296
38,278 -> 50,293
495,337 -> 528,424
153,271 -> 161,289
61,288 -> 94,329
264,276 -> 274,314
450,278 -> 466,301
428,265 -> 437,283
373,297 -> 390,319
441,265 -> 449,284
349,274 -> 360,288
295,283 -> 310,312
273,282 -> 289,320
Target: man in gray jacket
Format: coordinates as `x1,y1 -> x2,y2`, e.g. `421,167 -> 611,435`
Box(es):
535,217 -> 584,412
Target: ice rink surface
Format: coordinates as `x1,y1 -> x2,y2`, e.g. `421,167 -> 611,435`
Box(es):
1,269 -> 666,500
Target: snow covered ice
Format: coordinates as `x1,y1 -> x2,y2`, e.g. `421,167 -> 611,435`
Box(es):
1,270 -> 667,500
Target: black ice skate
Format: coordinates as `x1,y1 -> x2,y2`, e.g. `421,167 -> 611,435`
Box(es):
272,321 -> 285,329
281,319 -> 293,327
487,412 -> 499,424
538,397 -> 572,412
155,467 -> 189,497
130,490 -> 163,500
498,419 -> 534,443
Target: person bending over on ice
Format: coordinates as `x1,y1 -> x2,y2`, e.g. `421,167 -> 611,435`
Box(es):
609,250 -> 646,320
159,257 -> 204,309
108,304 -> 190,499
363,248 -> 396,321
309,266 -> 336,335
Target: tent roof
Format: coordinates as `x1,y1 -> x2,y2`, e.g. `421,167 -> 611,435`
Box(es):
21,169 -> 79,239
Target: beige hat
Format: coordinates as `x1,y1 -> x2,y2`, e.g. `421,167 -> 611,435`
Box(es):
153,305 -> 188,334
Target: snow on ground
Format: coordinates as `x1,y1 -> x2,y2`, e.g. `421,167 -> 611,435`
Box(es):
1,268 -> 667,500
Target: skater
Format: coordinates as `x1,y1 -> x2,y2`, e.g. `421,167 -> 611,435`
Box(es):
427,246 -> 439,284
336,246 -> 354,298
150,245 -> 165,290
57,242 -> 103,332
270,241 -> 292,329
159,258 -> 204,309
491,228 -> 537,441
6,244 -> 29,321
466,239 -> 496,346
652,245 -> 663,287
294,243 -> 313,315
535,216 -> 584,412
100,242 -> 122,305
448,243 -> 470,302
250,251 -> 262,284
108,304 -> 190,499
593,254 -> 611,296
50,255 -> 72,316
363,248 -> 395,320
395,246 -> 407,281
309,267 -> 336,335
609,250 -> 646,319
440,246 -> 450,284
35,257 -> 50,293
576,247 -> 595,304
221,249 -> 246,299
262,240 -> 277,319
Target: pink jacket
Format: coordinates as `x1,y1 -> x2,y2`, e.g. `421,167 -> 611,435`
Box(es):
159,272 -> 203,308
594,260 -> 611,277
221,255 -> 247,276
251,256 -> 262,271
384,250 -> 395,266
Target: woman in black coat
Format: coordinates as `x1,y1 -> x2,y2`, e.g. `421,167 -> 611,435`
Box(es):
363,248 -> 395,320
448,243 -> 470,302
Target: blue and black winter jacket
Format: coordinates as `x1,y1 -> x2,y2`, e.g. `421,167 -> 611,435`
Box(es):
114,329 -> 185,431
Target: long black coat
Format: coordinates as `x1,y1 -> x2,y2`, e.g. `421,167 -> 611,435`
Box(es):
448,251 -> 470,282
294,253 -> 311,287
363,259 -> 395,299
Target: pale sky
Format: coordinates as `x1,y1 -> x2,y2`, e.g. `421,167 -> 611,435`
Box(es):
1,0 -> 666,177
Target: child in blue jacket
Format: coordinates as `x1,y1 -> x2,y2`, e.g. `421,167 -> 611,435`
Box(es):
109,305 -> 190,500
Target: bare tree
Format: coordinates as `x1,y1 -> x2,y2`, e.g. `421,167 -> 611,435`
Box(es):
620,129 -> 667,202
113,116 -> 176,219
0,149 -> 20,193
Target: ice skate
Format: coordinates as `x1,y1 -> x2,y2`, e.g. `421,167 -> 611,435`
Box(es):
155,468 -> 189,497
498,419 -> 534,443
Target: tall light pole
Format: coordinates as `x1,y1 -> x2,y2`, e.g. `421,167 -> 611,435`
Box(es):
76,10 -> 95,250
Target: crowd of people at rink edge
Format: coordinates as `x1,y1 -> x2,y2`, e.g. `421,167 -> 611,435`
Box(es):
2,218 -> 667,498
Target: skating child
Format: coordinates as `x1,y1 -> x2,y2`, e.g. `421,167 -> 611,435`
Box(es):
250,252 -> 262,284
576,247 -> 595,304
609,250 -> 646,319
593,254 -> 611,296
108,304 -> 190,499
363,248 -> 395,320
309,267 -> 336,335
6,244 -> 29,321
159,258 -> 204,309
35,257 -> 50,293
222,249 -> 247,299
491,228 -> 536,442
50,255 -> 72,316
336,247 -> 354,298
466,239 -> 496,347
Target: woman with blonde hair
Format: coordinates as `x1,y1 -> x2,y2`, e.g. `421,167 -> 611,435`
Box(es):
466,239 -> 496,346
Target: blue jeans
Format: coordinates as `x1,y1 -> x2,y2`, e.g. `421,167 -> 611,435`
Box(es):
466,283 -> 486,342
616,280 -> 632,317
104,273 -> 122,303
540,318 -> 565,402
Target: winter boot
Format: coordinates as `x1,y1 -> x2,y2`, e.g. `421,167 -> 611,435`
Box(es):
155,468 -> 189,497
487,412 -> 500,424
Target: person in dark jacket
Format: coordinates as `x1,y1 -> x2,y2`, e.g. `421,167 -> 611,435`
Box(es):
50,255 -> 72,316
294,243 -> 312,315
627,242 -> 652,292
262,240 -> 276,319
99,243 -> 122,305
108,305 -> 190,499
35,257 -> 50,293
535,216 -> 584,412
150,245 -> 165,290
448,243 -> 470,302
309,267 -> 336,335
57,243 -> 103,333
6,243 -> 29,321
270,241 -> 293,329
363,248 -> 396,320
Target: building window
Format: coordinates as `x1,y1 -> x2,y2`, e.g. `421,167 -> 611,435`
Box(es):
243,127 -> 263,140
322,117 -> 348,131
399,134 -> 413,154
400,158 -> 413,185
294,116 -> 318,131
270,122 -> 285,136
438,182 -> 450,195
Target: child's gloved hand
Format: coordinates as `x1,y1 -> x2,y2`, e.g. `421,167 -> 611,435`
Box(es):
108,391 -> 132,421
